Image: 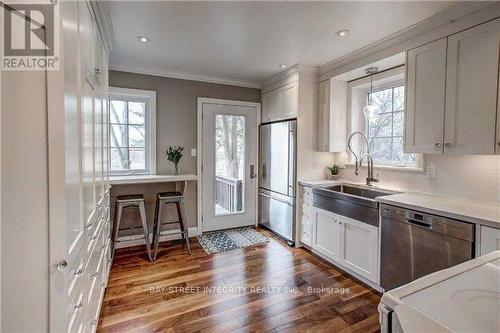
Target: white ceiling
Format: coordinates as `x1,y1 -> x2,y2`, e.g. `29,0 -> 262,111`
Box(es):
109,1 -> 455,87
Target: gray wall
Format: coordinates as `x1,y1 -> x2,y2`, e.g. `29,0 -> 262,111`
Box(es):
109,70 -> 261,230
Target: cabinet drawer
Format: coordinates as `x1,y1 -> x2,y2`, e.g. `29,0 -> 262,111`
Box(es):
68,291 -> 85,333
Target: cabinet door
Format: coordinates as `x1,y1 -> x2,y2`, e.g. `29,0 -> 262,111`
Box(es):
312,208 -> 339,259
444,19 -> 500,155
405,38 -> 447,154
317,80 -> 329,152
480,225 -> 500,255
279,82 -> 298,120
338,216 -> 378,283
262,89 -> 280,123
79,1 -> 96,88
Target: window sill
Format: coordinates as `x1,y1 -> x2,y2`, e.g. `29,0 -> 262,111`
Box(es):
343,163 -> 424,173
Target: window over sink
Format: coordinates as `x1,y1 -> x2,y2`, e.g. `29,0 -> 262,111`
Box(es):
366,85 -> 416,167
348,66 -> 421,169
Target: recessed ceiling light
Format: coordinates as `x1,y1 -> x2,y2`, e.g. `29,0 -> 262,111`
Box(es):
335,30 -> 350,38
279,64 -> 287,68
137,35 -> 151,43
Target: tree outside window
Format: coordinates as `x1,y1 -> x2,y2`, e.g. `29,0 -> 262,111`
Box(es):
366,85 -> 416,167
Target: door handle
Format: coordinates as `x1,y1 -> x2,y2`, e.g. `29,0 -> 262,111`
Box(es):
250,165 -> 256,179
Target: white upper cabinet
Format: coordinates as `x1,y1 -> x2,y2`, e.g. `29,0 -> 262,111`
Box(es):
406,19 -> 500,155
262,81 -> 298,123
444,19 -> 500,155
317,79 -> 347,152
405,38 -> 447,154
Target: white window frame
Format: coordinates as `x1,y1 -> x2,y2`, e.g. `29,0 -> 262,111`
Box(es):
347,66 -> 423,171
108,87 -> 156,175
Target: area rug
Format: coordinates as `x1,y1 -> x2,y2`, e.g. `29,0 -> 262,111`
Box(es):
196,227 -> 269,254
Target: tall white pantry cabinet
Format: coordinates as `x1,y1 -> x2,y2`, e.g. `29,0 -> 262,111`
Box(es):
1,1 -> 113,332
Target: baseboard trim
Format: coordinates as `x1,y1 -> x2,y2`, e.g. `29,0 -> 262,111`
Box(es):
115,227 -> 200,249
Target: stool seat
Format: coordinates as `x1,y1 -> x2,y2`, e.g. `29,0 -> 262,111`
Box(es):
157,192 -> 183,199
116,194 -> 145,202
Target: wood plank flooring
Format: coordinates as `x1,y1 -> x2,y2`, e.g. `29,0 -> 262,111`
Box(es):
97,229 -> 381,333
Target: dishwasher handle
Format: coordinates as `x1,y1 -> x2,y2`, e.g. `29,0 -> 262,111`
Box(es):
405,217 -> 432,229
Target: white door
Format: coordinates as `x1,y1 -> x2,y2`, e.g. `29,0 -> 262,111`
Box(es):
312,208 -> 340,260
405,38 -> 447,154
444,19 -> 500,155
338,215 -> 379,283
49,1 -> 87,332
199,98 -> 260,232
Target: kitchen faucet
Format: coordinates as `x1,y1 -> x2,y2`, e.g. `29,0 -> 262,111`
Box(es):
347,131 -> 379,186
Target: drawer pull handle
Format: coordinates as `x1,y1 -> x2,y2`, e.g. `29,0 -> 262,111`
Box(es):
74,268 -> 84,276
90,271 -> 99,278
74,302 -> 83,310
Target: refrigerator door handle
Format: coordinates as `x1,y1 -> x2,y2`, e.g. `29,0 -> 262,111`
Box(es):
259,192 -> 292,205
250,164 -> 257,179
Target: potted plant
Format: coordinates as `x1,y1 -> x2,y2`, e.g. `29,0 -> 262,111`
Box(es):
327,164 -> 341,180
166,145 -> 184,175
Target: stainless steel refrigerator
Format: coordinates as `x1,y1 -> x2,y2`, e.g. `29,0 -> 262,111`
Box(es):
258,119 -> 296,245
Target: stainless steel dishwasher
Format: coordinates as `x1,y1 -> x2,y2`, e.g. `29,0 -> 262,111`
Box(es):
380,204 -> 474,291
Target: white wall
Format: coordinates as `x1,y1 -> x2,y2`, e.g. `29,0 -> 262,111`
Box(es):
335,153 -> 500,204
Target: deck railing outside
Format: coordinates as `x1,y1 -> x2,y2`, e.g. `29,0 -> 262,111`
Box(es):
215,175 -> 243,213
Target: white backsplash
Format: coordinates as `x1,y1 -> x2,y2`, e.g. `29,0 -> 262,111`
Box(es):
334,154 -> 500,204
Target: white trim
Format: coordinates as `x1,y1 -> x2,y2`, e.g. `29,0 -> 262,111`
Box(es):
110,63 -> 262,89
197,98 -> 261,233
115,227 -> 200,249
109,87 -> 157,175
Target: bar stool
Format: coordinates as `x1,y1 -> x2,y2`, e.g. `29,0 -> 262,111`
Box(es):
113,194 -> 152,261
152,191 -> 191,260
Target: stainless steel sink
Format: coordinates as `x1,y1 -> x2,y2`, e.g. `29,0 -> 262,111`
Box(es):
312,184 -> 398,226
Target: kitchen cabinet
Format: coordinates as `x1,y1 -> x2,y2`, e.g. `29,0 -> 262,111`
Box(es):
311,207 -> 379,283
299,185 -> 313,246
261,81 -> 298,123
405,38 -> 447,154
444,19 -> 500,155
0,1 -> 112,332
479,225 -> 500,255
317,79 -> 347,152
406,19 -> 500,155
312,208 -> 340,260
338,214 -> 379,283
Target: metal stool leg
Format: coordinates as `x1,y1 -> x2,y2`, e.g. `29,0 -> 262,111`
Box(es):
112,202 -> 123,259
152,197 -> 163,261
178,197 -> 191,254
138,201 -> 152,261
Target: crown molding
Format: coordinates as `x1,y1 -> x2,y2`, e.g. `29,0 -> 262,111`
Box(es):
319,1 -> 495,81
109,63 -> 262,89
262,64 -> 318,90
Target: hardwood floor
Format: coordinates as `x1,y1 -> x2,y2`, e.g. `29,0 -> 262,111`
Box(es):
97,229 -> 381,333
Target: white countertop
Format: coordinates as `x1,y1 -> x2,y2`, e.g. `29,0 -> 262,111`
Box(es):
376,192 -> 500,228
299,179 -> 500,227
109,174 -> 198,185
380,250 -> 500,333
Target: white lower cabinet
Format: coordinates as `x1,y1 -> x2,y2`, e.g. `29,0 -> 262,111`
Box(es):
312,209 -> 340,259
479,225 -> 500,255
337,215 -> 379,283
311,207 -> 379,284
